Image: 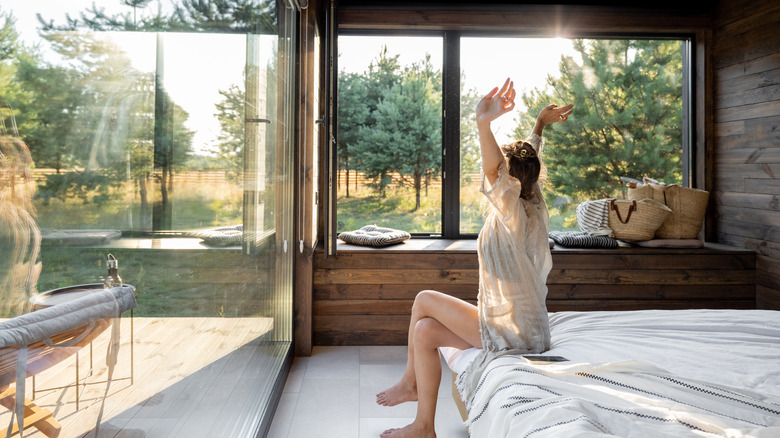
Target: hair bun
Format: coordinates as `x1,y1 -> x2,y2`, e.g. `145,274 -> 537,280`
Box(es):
502,140 -> 537,160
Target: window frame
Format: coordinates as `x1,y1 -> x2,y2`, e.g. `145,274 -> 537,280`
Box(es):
334,29 -> 696,240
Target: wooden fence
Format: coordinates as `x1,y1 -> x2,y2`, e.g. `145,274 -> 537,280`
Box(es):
336,170 -> 482,192
31,169 -> 233,184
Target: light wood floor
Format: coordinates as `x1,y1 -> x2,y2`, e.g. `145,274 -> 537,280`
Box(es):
1,317 -> 283,438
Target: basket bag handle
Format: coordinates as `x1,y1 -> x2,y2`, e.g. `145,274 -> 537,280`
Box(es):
610,199 -> 637,224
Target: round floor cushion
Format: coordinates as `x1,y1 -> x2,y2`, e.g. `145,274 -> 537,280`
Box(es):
338,225 -> 411,247
188,224 -> 243,246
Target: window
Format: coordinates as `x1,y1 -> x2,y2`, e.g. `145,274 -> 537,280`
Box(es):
337,32 -> 687,238
1,0 -> 296,435
337,35 -> 443,234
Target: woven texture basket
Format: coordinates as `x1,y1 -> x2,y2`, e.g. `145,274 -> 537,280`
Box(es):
628,182 -> 709,239
608,198 -> 672,242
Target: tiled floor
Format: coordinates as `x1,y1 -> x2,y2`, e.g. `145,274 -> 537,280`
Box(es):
267,346 -> 469,438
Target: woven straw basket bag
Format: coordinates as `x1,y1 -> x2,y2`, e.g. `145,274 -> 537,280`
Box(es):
608,198 -> 672,242
628,182 -> 709,239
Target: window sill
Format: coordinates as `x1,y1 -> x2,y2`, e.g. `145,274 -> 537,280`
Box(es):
42,236 -> 241,251
328,238 -> 753,255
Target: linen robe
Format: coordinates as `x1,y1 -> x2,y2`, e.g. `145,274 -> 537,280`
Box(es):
456,133 -> 553,411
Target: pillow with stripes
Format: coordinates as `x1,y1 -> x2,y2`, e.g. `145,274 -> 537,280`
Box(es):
187,224 -> 243,247
338,225 -> 411,247
575,199 -> 613,236
549,231 -> 618,248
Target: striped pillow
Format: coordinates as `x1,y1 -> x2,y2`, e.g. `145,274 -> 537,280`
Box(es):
338,225 -> 411,247
576,199 -> 613,236
549,231 -> 618,248
188,224 -> 243,246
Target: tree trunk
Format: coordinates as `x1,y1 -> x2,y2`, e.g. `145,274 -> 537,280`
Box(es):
413,172 -> 421,211
138,173 -> 149,230
345,166 -> 350,198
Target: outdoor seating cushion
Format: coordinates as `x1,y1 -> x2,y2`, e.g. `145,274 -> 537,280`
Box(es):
338,225 -> 411,247
187,224 -> 242,246
0,286 -> 137,387
0,286 -> 136,349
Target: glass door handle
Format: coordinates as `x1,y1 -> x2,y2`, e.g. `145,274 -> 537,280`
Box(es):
245,118 -> 271,123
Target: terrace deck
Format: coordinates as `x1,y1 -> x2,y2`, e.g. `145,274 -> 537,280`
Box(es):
0,317 -> 280,438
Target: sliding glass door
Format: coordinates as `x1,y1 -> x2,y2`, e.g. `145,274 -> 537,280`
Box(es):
0,1 -> 296,436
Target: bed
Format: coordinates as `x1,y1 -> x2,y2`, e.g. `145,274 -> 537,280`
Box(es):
440,309 -> 780,437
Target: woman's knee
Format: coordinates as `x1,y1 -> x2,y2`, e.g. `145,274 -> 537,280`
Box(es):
414,317 -> 444,348
412,290 -> 441,315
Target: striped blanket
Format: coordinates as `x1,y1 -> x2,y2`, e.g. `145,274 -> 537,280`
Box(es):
466,358 -> 780,437
457,310 -> 780,437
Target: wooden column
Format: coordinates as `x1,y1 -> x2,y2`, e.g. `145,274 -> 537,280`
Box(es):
294,0 -> 324,356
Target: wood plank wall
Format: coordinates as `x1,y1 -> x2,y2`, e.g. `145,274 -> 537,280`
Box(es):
313,244 -> 756,345
712,0 -> 780,309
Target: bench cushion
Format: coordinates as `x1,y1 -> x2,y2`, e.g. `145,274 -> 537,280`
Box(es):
338,225 -> 411,247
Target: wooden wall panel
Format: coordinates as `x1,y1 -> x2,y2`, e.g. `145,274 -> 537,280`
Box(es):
313,244 -> 756,345
338,6 -> 712,34
713,0 -> 780,309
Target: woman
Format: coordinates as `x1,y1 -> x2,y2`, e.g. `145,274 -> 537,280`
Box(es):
376,78 -> 573,438
0,133 -> 41,318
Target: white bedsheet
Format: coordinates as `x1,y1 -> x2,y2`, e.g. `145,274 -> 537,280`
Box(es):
441,309 -> 780,437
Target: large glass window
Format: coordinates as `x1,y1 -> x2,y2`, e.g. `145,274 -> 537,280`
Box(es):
1,1 -> 295,436
337,35 -> 443,234
337,33 -> 686,237
461,37 -> 684,234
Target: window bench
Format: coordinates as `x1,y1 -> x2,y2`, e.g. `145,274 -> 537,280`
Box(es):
312,240 -> 756,345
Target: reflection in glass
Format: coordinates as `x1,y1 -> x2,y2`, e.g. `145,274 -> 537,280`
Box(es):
1,1 -> 294,436
0,132 -> 40,317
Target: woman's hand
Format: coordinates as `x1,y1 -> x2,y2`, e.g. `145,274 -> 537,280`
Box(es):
476,78 -> 516,128
532,103 -> 574,136
537,103 -> 574,125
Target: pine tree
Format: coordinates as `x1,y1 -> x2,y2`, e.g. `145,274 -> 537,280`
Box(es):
213,84 -> 246,180
337,72 -> 369,198
347,47 -> 401,198
346,52 -> 442,210
38,0 -> 277,34
515,39 -> 683,206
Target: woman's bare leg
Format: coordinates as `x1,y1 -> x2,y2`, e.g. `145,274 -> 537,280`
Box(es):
376,290 -> 481,407
380,317 -> 477,438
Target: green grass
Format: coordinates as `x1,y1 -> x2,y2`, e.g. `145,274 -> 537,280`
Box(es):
0,178 -> 261,319
337,181 -> 579,235
337,185 -> 444,233
8,177 -> 581,319
33,179 -> 243,231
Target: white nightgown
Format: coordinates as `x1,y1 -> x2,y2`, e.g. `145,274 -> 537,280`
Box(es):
456,133 -> 553,411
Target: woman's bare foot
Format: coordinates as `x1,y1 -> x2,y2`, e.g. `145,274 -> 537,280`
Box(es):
376,379 -> 417,406
380,422 -> 435,438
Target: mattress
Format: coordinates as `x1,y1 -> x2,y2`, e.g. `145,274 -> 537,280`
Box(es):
440,309 -> 780,436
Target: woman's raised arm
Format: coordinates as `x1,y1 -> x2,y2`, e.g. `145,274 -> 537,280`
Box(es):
476,78 -> 515,186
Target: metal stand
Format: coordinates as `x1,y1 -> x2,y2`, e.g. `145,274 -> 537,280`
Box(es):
31,309 -> 134,410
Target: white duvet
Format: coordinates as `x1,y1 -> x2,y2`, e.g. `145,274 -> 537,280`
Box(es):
442,309 -> 780,437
